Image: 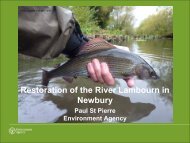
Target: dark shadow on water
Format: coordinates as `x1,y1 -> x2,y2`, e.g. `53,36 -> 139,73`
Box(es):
43,79 -> 156,123
44,93 -> 155,123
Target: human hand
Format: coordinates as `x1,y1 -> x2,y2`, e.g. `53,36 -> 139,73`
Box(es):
87,59 -> 134,87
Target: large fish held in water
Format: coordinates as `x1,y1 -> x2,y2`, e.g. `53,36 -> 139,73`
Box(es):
42,39 -> 159,86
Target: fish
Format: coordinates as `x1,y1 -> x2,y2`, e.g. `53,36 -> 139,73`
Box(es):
42,48 -> 159,86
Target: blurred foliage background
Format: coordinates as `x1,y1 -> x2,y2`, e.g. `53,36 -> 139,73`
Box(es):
69,6 -> 173,39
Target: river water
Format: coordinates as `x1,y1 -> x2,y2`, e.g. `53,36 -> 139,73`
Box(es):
18,39 -> 173,123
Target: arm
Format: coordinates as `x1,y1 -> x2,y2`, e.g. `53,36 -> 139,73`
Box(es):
18,6 -> 79,58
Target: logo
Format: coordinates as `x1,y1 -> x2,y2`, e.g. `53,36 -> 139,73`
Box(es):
8,127 -> 32,135
9,127 -> 16,135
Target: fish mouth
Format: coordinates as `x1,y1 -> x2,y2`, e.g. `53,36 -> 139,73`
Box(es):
152,75 -> 160,79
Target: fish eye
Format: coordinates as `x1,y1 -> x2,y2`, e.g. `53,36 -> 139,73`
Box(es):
150,71 -> 154,76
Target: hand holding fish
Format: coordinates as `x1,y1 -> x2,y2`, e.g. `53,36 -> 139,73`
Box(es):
87,59 -> 134,87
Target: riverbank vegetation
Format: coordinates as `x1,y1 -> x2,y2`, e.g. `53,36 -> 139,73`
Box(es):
70,6 -> 173,40
136,7 -> 173,39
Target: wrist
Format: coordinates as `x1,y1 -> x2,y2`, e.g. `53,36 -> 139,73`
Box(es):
62,21 -> 89,58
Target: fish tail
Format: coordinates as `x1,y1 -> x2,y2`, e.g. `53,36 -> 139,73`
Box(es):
42,69 -> 50,86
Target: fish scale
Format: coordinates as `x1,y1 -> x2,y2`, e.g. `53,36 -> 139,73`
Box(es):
42,48 -> 159,86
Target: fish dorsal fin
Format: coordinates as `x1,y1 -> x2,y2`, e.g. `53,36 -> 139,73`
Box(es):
77,38 -> 116,55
